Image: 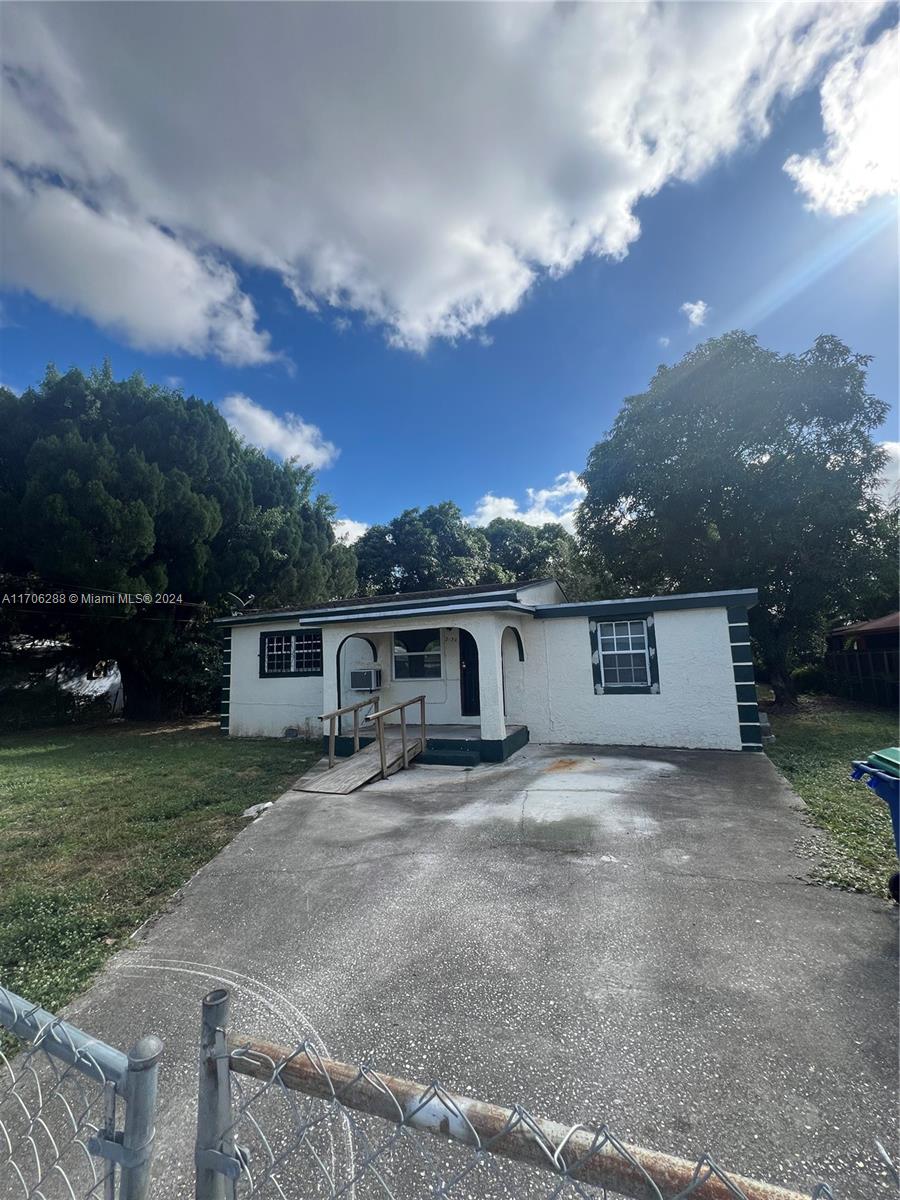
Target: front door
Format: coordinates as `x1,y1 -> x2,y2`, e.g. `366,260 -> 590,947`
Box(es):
459,629 -> 480,716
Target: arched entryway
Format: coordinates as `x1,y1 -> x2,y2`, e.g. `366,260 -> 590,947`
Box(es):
335,633 -> 378,726
501,625 -> 526,723
458,628 -> 480,716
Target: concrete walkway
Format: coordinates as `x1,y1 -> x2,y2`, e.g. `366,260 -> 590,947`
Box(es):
61,744 -> 897,1198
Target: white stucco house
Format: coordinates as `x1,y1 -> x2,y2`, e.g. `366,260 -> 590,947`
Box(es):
216,579 -> 763,761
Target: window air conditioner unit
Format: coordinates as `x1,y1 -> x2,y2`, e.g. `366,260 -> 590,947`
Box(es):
350,667 -> 382,692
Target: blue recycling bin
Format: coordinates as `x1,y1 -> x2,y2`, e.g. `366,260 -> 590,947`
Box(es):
850,761 -> 900,903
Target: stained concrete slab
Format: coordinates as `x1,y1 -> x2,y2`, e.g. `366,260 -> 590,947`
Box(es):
48,744 -> 898,1198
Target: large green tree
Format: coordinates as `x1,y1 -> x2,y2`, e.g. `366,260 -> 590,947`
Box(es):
355,502 -> 509,594
0,364 -> 356,717
577,332 -> 893,705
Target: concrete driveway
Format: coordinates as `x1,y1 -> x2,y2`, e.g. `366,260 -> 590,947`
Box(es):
60,744 -> 897,1198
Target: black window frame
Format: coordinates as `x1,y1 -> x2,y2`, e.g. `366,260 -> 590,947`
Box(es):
258,629 -> 323,678
588,614 -> 660,695
393,629 -> 442,681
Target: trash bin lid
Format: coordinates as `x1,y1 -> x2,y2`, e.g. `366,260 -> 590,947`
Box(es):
867,747 -> 900,777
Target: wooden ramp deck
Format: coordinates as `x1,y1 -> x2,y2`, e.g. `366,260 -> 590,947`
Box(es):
294,734 -> 424,795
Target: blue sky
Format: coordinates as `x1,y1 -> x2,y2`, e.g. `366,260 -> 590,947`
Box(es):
2,3 -> 897,538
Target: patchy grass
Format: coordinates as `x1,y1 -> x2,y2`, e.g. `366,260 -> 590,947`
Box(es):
766,697 -> 897,899
0,720 -> 318,1019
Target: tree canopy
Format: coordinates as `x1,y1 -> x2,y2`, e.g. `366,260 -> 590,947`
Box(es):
577,331 -> 894,703
0,364 -> 356,716
354,502 -> 506,594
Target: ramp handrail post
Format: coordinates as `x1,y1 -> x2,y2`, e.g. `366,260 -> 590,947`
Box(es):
400,704 -> 409,769
119,1035 -> 164,1200
328,715 -> 336,768
353,706 -> 360,754
419,696 -> 426,749
375,712 -> 388,779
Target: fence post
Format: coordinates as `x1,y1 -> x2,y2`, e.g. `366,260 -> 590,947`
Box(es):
119,1035 -> 164,1200
195,988 -> 238,1200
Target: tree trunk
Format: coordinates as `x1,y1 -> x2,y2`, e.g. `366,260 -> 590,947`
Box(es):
118,659 -> 166,721
768,660 -> 798,708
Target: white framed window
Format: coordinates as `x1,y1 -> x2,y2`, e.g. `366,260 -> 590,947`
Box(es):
259,630 -> 323,677
597,620 -> 650,686
393,629 -> 442,680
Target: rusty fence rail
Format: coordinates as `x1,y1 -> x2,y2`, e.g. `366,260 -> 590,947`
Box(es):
0,985 -> 162,1200
192,989 -> 877,1200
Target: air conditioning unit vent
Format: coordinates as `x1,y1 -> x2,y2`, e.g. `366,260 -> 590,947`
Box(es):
350,667 -> 382,692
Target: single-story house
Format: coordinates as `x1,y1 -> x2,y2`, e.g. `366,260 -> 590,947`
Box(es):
827,611 -> 899,653
216,579 -> 762,760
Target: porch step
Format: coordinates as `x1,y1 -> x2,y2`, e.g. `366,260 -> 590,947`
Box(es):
418,749 -> 481,768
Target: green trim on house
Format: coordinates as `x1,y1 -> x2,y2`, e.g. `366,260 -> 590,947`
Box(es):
727,623 -> 751,644
537,587 -> 757,620
733,664 -> 756,684
220,629 -> 231,735
325,725 -> 529,764
730,641 -> 753,664
588,613 -> 660,696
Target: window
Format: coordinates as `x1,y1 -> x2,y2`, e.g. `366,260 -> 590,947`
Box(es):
259,630 -> 323,677
597,620 -> 650,685
393,629 -> 442,679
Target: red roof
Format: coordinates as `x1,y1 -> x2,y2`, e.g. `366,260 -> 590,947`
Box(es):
832,611 -> 900,636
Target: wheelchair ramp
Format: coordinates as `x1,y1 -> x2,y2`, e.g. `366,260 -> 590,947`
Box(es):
294,735 -> 424,795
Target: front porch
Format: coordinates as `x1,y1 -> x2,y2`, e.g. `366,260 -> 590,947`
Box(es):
324,722 -> 529,766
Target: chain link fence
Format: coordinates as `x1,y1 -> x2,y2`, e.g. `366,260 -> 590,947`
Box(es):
195,990 -> 890,1200
3,985 -> 897,1200
0,987 -> 161,1200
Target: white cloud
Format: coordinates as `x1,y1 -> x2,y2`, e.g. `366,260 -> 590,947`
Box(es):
878,440 -> 900,507
0,3 -> 888,354
784,26 -> 899,215
220,393 -> 337,469
467,471 -> 586,533
0,170 -> 274,365
680,299 -> 709,327
333,518 -> 369,545
658,335 -> 670,347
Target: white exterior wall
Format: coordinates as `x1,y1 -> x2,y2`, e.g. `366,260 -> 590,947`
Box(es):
518,607 -> 742,751
227,621 -> 325,738
320,610 -> 514,739
225,600 -> 741,751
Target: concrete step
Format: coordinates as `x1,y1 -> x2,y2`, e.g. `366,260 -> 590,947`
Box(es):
418,749 -> 481,768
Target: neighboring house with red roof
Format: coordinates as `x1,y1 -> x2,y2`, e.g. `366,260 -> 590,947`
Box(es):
825,612 -> 898,707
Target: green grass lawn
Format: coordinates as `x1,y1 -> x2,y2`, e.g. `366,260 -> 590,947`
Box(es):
766,697 -> 897,899
0,720 -> 318,1018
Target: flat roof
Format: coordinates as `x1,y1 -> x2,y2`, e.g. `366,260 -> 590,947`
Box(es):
216,578 -> 556,626
217,584 -> 757,628
534,588 -> 758,619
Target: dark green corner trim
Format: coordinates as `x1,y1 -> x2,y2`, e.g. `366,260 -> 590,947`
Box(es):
588,614 -> 660,696
480,725 -> 530,762
220,629 -> 232,735
728,604 -> 761,748
741,744 -> 764,752
730,641 -> 753,665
